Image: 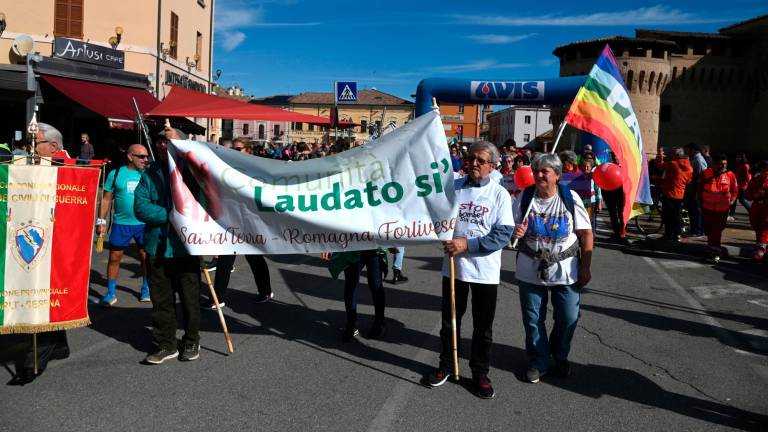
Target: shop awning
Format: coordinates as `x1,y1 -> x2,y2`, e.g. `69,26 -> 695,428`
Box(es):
146,86 -> 334,124
41,75 -> 159,130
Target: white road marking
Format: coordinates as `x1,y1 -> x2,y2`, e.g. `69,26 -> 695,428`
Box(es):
367,320 -> 441,432
747,299 -> 768,309
659,260 -> 704,269
643,257 -> 768,370
690,284 -> 766,300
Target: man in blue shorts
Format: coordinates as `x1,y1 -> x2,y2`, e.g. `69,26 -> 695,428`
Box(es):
96,144 -> 151,305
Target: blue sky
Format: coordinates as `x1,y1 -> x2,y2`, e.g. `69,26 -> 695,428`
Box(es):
212,1 -> 766,100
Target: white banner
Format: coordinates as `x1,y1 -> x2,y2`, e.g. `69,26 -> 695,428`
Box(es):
167,111 -> 457,254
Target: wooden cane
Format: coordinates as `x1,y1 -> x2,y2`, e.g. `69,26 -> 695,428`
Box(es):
201,267 -> 234,353
449,256 -> 460,381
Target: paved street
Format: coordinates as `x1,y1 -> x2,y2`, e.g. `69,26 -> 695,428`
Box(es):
1,217 -> 767,431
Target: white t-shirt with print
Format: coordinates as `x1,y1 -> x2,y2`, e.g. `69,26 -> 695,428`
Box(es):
513,189 -> 590,286
441,177 -> 514,284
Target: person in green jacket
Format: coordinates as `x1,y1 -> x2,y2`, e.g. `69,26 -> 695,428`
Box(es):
133,128 -> 202,364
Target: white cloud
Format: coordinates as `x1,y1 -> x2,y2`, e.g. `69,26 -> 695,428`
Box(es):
466,33 -> 536,44
453,5 -> 727,27
430,60 -> 529,74
220,31 -> 247,51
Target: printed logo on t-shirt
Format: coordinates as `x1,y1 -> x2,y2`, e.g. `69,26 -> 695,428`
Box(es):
126,180 -> 139,194
528,210 -> 570,244
458,201 -> 490,227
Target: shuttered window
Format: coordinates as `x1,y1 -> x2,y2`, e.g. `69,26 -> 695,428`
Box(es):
170,12 -> 179,59
54,0 -> 84,39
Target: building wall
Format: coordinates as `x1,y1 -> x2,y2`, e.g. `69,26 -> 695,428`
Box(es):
440,103 -> 485,144
0,0 -> 213,109
488,107 -> 551,147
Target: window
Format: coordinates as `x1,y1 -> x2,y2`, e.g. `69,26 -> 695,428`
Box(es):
258,124 -> 265,140
523,133 -> 530,143
54,0 -> 83,38
274,124 -> 280,138
308,124 -> 314,132
524,115 -> 531,124
360,120 -> 368,134
458,104 -> 465,114
170,12 -> 179,59
196,32 -> 203,70
242,123 -> 249,135
295,122 -> 303,131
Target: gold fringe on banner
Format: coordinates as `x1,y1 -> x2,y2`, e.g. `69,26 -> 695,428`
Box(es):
0,318 -> 91,335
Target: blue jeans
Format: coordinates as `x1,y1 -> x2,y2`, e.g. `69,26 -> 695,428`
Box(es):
392,247 -> 405,270
518,280 -> 580,370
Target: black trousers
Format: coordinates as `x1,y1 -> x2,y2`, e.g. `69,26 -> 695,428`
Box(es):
147,255 -> 201,350
212,254 -> 271,302
662,196 -> 683,239
602,188 -> 625,237
685,189 -> 703,234
15,330 -> 69,373
439,277 -> 498,376
343,250 -> 385,326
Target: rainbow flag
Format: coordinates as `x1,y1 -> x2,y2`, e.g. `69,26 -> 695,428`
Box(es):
565,45 -> 652,226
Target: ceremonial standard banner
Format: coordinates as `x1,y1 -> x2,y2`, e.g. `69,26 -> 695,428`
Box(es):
168,110 -> 457,254
0,164 -> 100,334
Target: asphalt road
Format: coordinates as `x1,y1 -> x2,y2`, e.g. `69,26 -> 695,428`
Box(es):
1,225 -> 767,431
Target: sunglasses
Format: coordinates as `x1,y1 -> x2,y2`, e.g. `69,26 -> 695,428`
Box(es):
465,156 -> 492,165
131,154 -> 149,159
234,147 -> 245,151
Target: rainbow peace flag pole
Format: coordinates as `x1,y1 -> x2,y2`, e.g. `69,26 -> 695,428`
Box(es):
564,44 -> 653,226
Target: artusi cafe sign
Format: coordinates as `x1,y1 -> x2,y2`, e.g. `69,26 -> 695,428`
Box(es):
53,38 -> 125,69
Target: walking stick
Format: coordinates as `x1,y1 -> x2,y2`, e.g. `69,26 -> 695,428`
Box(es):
201,266 -> 234,353
449,256 -> 460,381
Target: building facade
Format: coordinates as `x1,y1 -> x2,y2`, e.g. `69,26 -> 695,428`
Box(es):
487,106 -> 552,148
552,15 -> 768,159
0,0 -> 214,156
250,89 -> 414,145
439,103 -> 492,145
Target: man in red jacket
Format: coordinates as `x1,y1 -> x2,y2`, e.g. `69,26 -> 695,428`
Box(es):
746,160 -> 768,262
698,154 -> 738,263
655,147 -> 692,241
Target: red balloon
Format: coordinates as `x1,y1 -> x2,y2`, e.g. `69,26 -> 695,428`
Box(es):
593,162 -> 623,190
514,166 -> 535,189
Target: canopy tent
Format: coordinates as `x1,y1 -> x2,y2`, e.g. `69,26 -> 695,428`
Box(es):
41,75 -> 205,134
147,86 -> 354,127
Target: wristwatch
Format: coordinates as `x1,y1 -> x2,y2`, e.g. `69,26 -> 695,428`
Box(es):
96,218 -> 107,226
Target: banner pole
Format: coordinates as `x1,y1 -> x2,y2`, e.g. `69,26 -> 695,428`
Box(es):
449,256 -> 459,381
511,120 -> 569,248
32,333 -> 38,375
201,266 -> 234,353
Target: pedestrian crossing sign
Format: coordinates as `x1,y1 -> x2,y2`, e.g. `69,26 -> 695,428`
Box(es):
335,81 -> 358,103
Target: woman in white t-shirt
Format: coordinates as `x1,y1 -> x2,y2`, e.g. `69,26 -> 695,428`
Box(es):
512,153 -> 594,384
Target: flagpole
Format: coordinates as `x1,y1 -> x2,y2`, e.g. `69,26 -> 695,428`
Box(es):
449,256 -> 459,381
511,120 -> 568,248
201,264 -> 234,353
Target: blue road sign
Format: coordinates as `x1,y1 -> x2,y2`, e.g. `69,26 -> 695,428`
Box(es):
335,81 -> 358,103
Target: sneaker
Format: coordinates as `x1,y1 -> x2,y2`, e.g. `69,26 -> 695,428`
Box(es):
554,359 -> 571,378
753,246 -> 766,262
139,285 -> 151,303
100,292 -> 117,307
254,292 -> 274,304
200,301 -> 225,310
391,269 -> 409,284
727,216 -> 735,222
206,258 -> 218,272
525,367 -> 546,383
426,368 -> 450,387
342,326 -> 359,342
368,321 -> 386,339
144,348 -> 179,364
179,342 -> 200,361
474,374 -> 495,399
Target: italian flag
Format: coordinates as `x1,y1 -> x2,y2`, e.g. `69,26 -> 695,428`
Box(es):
0,163 -> 100,334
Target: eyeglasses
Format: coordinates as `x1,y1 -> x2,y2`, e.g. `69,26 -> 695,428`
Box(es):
131,154 -> 149,159
465,156 -> 492,165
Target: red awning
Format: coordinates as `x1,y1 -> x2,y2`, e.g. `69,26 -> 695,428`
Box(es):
42,75 -> 160,129
147,86 -> 333,124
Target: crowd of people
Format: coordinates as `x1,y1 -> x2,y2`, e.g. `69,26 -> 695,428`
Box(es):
6,124 -> 766,401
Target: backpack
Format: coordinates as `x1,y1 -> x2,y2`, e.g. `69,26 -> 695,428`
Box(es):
519,183 -> 576,222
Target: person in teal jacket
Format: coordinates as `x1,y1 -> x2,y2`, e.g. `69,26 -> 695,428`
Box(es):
134,128 -> 202,365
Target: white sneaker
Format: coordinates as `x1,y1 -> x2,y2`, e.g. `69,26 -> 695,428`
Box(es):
727,216 -> 735,222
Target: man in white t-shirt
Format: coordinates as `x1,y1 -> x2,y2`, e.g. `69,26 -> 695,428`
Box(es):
426,141 -> 514,399
512,153 -> 593,384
